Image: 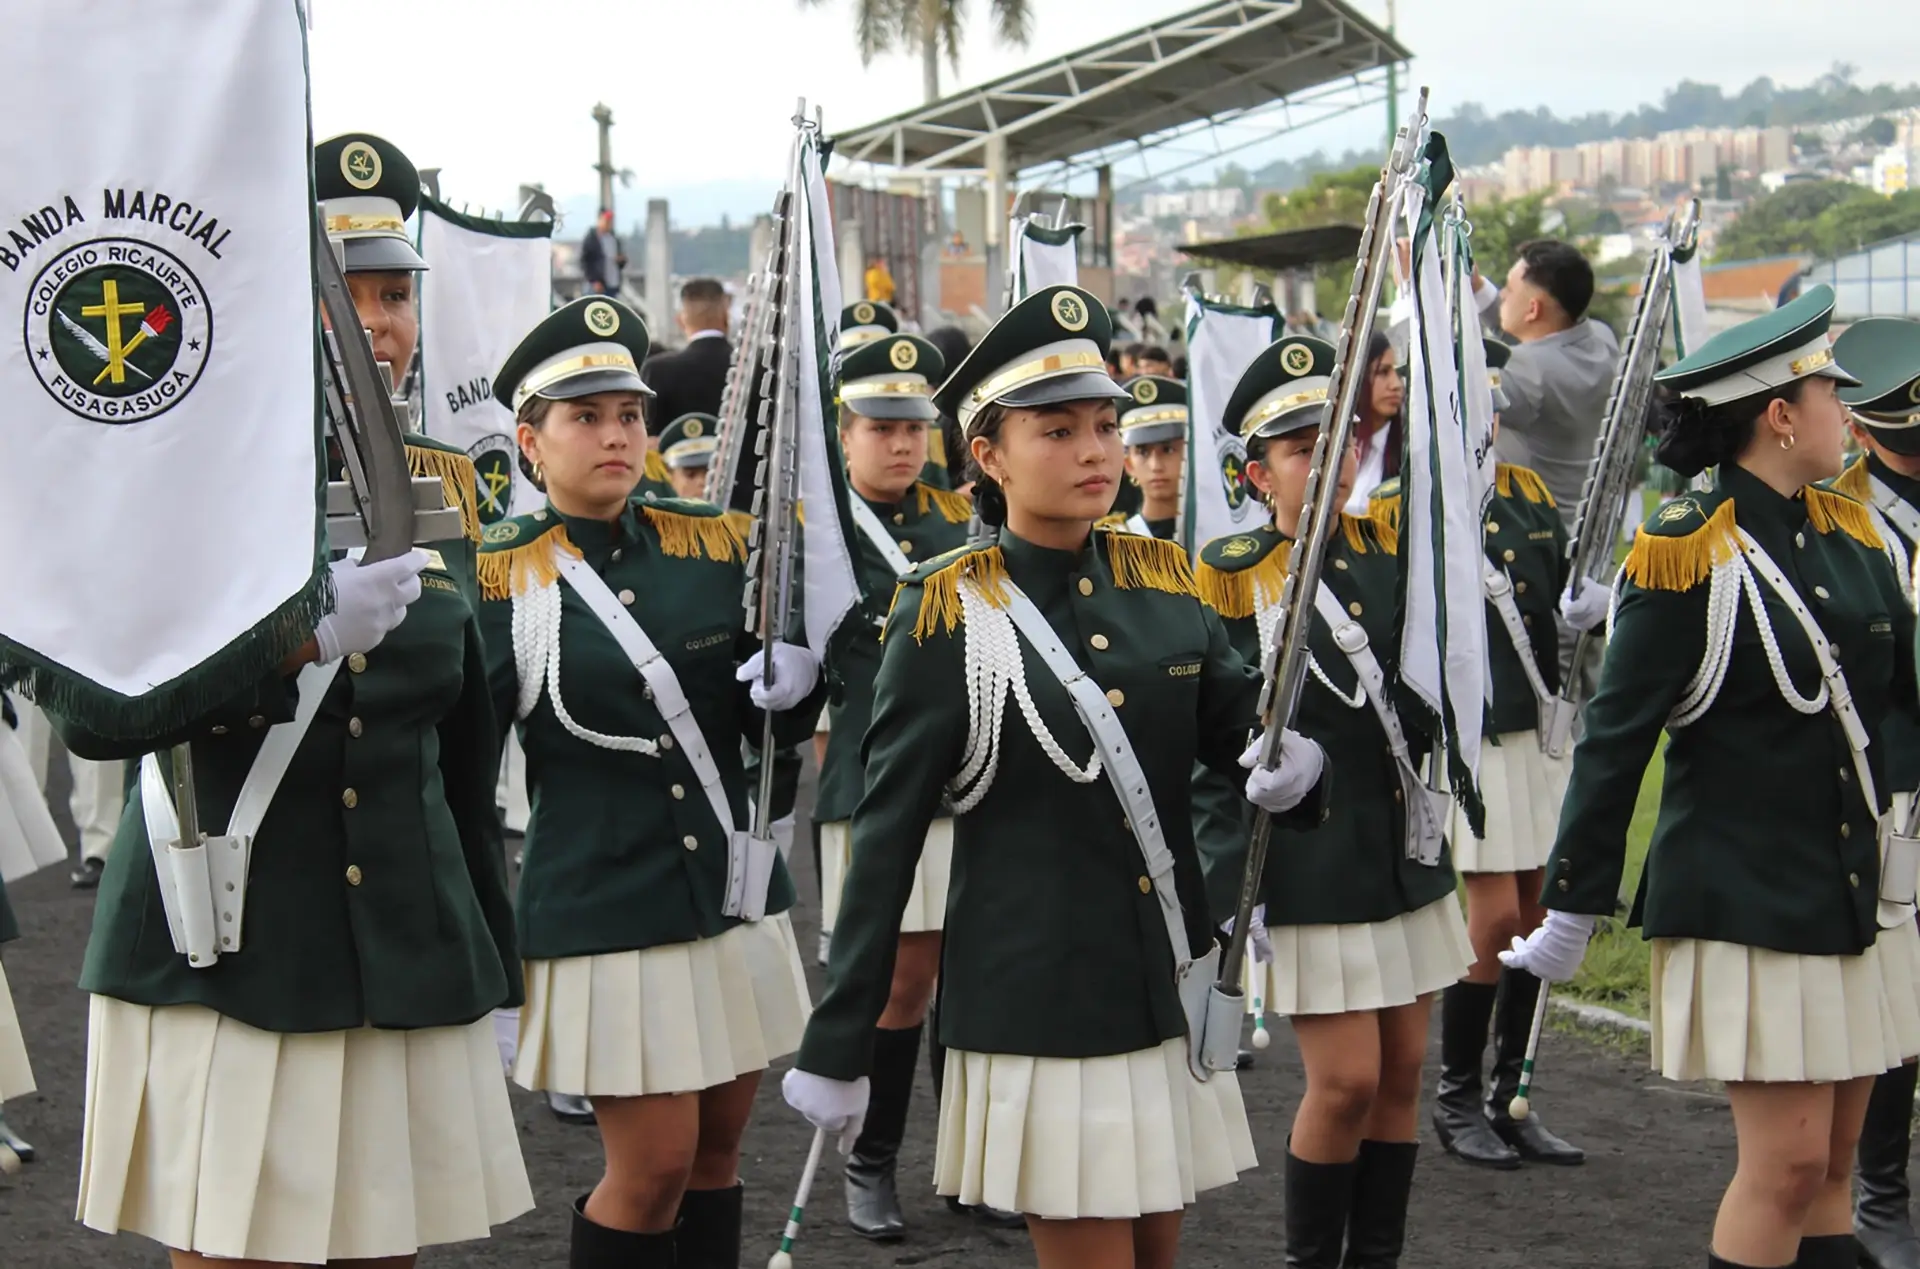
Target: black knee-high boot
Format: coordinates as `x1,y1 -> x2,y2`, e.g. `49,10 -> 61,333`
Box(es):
1795,1233 -> 1861,1268
1432,981 -> 1519,1169
1340,1140 -> 1418,1268
1859,1061 -> 1920,1269
846,1024 -> 920,1240
1486,967 -> 1585,1164
1285,1149 -> 1359,1268
676,1184 -> 742,1269
570,1194 -> 677,1268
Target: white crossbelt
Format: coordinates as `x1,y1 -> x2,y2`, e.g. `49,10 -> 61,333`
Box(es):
1310,584 -> 1447,865
1483,565 -> 1555,710
140,659 -> 341,968
1867,474 -> 1920,596
1000,582 -> 1236,1079
556,555 -> 774,921
848,496 -> 914,577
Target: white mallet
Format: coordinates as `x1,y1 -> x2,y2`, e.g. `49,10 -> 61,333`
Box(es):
1248,937 -> 1272,1049
1506,982 -> 1552,1121
767,1127 -> 828,1269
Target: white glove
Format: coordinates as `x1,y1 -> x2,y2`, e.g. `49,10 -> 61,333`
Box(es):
1240,730 -> 1325,814
1222,903 -> 1273,964
781,1068 -> 870,1154
1498,910 -> 1598,984
314,550 -> 429,664
1558,582 -> 1611,634
736,642 -> 821,712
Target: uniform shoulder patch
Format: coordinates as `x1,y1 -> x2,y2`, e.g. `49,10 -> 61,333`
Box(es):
478,513 -> 549,552
1622,492 -> 1738,592
899,541 -> 985,586
1199,530 -> 1279,573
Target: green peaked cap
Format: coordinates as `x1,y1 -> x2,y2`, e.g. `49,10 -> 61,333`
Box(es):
838,300 -> 898,350
932,284 -> 1128,430
1119,375 -> 1188,447
1224,335 -> 1335,441
1654,282 -> 1858,406
495,296 -> 653,412
659,412 -> 720,467
1836,317 -> 1920,453
836,333 -> 944,421
315,132 -> 427,272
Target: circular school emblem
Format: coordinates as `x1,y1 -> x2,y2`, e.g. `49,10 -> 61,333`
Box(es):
1657,497 -> 1701,524
1221,535 -> 1259,558
1281,343 -> 1314,376
1051,290 -> 1089,332
1133,378 -> 1159,404
889,339 -> 918,371
483,519 -> 521,545
853,301 -> 876,325
1909,378 -> 1920,405
340,141 -> 382,191
24,238 -> 211,424
683,417 -> 705,438
583,300 -> 621,337
467,434 -> 517,525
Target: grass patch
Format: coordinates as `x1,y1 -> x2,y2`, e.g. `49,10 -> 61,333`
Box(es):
1561,746 -> 1663,1018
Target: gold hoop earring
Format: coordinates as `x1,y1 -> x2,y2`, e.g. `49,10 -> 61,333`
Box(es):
532,460 -> 545,482
1780,432 -> 1796,452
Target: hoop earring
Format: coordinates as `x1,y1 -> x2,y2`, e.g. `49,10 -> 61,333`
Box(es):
1780,432 -> 1796,452
532,460 -> 545,482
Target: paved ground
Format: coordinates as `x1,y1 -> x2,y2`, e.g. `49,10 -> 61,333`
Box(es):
0,753 -> 1738,1267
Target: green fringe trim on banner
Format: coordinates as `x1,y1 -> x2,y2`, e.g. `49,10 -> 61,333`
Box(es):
0,567 -> 332,744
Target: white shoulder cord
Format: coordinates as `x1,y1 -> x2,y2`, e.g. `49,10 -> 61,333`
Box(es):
1255,580 -> 1365,710
1666,558 -> 1744,728
512,579 -> 662,756
948,578 -> 1102,813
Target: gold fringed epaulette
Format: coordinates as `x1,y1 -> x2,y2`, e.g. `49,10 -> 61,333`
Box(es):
1102,530 -> 1200,598
1368,488 -> 1402,545
1622,499 -> 1739,592
1195,543 -> 1291,619
1095,512 -> 1129,530
1831,457 -> 1872,503
643,504 -> 748,562
911,546 -> 1008,643
915,482 -> 974,524
723,508 -> 754,540
477,522 -> 579,600
406,443 -> 482,543
1495,463 -> 1556,507
1339,512 -> 1373,555
644,448 -> 671,485
1804,485 -> 1886,550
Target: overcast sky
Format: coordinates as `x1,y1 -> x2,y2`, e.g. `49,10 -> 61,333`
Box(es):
309,0 -> 1910,222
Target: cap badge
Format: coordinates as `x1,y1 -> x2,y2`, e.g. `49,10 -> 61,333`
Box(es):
1051,290 -> 1089,332
1133,378 -> 1159,404
583,300 -> 620,337
1221,536 -> 1259,558
684,417 -> 704,438
340,141 -> 382,191
889,339 -> 918,371
1658,497 -> 1702,525
853,301 -> 875,325
1909,378 -> 1920,405
1281,343 -> 1314,376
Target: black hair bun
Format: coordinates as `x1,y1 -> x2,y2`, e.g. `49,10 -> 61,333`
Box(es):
969,467 -> 1007,527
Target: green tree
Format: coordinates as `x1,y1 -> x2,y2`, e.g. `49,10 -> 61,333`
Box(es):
1463,191 -> 1553,278
1810,189 -> 1920,256
1713,180 -> 1877,260
800,0 -> 1031,103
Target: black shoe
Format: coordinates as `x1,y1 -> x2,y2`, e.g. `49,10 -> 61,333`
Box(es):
1486,969 -> 1585,1166
0,1115 -> 33,1165
846,1024 -> 919,1241
1858,1062 -> 1920,1269
676,1184 -> 742,1269
945,1196 -> 1027,1228
1236,1049 -> 1256,1070
547,1091 -> 595,1124
1794,1233 -> 1861,1268
70,857 -> 103,890
1285,1149 -> 1358,1268
1341,1140 -> 1418,1268
568,1194 -> 676,1268
1431,982 -> 1520,1170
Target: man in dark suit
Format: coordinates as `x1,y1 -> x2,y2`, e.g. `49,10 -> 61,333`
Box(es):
643,277 -> 733,428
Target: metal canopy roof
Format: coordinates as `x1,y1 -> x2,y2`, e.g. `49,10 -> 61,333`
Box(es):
1178,224 -> 1365,271
831,0 -> 1407,186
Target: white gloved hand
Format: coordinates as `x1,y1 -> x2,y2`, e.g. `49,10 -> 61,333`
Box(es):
1498,910 -> 1598,984
736,642 -> 821,712
1558,582 -> 1611,634
314,550 -> 429,665
1222,903 -> 1273,964
1240,730 -> 1326,814
781,1068 -> 870,1154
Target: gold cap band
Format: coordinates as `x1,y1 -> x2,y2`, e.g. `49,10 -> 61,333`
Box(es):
967,350 -> 1107,414
840,328 -> 889,346
326,214 -> 408,234
1790,347 -> 1835,376
1241,388 -> 1328,436
1120,407 -> 1189,428
838,380 -> 933,400
515,351 -> 639,409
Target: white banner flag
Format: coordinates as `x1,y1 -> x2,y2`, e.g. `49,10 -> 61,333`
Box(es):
1181,294 -> 1278,554
0,0 -> 323,734
418,199 -> 553,526
1399,133 -> 1492,831
1010,217 -> 1082,302
795,132 -> 860,656
1669,240 -> 1710,361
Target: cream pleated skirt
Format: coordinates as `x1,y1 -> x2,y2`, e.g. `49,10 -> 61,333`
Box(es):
0,959 -> 34,1101
1650,921 -> 1920,1083
933,1036 -> 1256,1220
515,912 -> 811,1098
819,818 -> 953,935
0,723 -> 65,884
1450,730 -> 1569,874
77,996 -> 532,1264
1251,894 -> 1473,1017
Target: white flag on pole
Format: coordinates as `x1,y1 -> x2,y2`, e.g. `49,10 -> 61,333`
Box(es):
1010,216 -> 1082,301
1669,239 -> 1710,361
418,199 -> 554,525
1181,294 -> 1278,553
1398,133 -> 1492,832
0,0 -> 324,735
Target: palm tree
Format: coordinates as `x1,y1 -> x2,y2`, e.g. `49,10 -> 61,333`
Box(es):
802,0 -> 1033,103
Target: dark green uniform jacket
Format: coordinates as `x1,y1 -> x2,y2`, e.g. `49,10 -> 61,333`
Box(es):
1544,464 -> 1917,955
60,438 -> 520,1034
478,497 -> 825,963
798,527 -> 1298,1080
1372,464 -> 1569,736
1835,454 -> 1920,794
1195,514 -> 1456,928
815,482 -> 973,824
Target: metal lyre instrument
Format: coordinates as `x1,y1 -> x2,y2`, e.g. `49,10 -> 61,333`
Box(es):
1540,198 -> 1701,758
